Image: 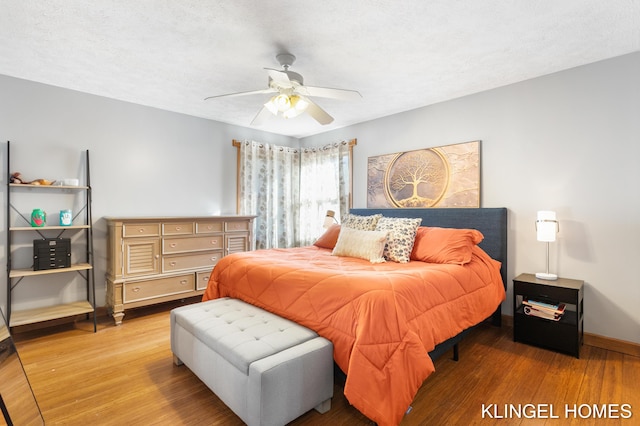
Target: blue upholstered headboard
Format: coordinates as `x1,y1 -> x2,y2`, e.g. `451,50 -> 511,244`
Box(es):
349,208 -> 508,289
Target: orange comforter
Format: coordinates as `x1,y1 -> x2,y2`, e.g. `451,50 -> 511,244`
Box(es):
203,245 -> 505,426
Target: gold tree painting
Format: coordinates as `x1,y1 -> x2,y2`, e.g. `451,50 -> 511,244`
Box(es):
367,140 -> 480,208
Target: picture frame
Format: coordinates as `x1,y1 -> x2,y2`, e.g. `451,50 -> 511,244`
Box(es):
367,140 -> 481,208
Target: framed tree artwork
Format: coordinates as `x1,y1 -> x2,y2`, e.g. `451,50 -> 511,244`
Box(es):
367,140 -> 480,208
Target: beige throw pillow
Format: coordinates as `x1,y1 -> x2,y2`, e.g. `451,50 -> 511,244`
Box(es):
332,227 -> 388,263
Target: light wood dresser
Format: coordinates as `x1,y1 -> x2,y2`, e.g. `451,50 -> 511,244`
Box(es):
105,216 -> 255,325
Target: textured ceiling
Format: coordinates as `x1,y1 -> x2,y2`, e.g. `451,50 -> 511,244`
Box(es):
1,1 -> 638,138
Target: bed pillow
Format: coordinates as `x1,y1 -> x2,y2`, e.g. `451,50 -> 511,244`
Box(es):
410,226 -> 484,265
374,217 -> 422,263
341,213 -> 382,231
313,224 -> 341,249
332,227 -> 388,263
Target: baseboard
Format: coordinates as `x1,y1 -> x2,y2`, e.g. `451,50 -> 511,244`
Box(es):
583,333 -> 640,358
503,315 -> 640,358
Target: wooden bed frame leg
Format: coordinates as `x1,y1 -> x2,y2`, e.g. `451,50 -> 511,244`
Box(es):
452,343 -> 459,362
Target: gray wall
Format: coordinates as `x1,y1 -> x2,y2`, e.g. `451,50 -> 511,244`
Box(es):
301,52 -> 640,345
1,52 -> 638,345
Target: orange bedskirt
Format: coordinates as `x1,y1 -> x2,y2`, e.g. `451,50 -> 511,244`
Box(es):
203,245 -> 505,426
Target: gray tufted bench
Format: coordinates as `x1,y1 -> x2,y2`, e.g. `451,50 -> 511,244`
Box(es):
170,297 -> 333,426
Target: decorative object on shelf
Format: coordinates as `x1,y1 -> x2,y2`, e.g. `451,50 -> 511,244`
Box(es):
323,210 -> 339,228
10,172 -> 55,185
59,209 -> 73,226
62,178 -> 79,186
33,238 -> 71,271
30,208 -> 46,227
535,210 -> 559,280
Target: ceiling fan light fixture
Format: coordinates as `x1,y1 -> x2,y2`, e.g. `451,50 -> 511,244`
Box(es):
283,95 -> 309,118
264,98 -> 278,115
274,94 -> 291,111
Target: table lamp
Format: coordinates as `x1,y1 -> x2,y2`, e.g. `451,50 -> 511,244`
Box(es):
535,210 -> 559,280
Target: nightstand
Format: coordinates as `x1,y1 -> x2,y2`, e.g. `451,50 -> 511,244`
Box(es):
513,273 -> 584,358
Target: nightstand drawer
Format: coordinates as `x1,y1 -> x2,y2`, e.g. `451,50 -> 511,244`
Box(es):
514,281 -> 574,303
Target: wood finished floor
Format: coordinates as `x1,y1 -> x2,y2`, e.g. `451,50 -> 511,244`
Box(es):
12,300 -> 640,426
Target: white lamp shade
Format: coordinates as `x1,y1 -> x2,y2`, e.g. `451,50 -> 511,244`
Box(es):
536,210 -> 558,242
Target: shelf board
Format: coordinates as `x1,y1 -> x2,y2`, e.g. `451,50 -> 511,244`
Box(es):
9,301 -> 94,327
10,183 -> 87,190
10,225 -> 90,231
9,263 -> 92,278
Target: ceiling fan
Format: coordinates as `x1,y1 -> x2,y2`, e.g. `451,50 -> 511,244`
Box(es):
205,53 -> 361,125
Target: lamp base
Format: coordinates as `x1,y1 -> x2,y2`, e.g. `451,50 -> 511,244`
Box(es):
535,272 -> 558,281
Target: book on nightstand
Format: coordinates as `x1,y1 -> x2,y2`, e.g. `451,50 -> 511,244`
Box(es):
523,299 -> 566,321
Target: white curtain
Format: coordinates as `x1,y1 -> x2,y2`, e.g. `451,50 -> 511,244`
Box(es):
238,140 -> 300,249
299,141 -> 351,246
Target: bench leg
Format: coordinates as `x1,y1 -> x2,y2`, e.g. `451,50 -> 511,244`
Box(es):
314,398 -> 331,414
173,354 -> 183,366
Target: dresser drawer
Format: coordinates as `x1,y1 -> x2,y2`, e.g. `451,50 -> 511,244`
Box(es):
124,274 -> 194,303
162,222 -> 194,235
225,220 -> 250,232
196,270 -> 212,291
163,251 -> 222,273
196,221 -> 224,234
123,223 -> 160,238
163,236 -> 223,254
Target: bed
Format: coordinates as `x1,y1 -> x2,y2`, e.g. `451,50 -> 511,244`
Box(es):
202,207 -> 507,426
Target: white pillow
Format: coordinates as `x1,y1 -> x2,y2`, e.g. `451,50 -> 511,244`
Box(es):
332,227 -> 388,263
375,217 -> 422,263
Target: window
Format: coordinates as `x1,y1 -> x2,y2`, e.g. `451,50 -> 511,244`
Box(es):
234,139 -> 354,249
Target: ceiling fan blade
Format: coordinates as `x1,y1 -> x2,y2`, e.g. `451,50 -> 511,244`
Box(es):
304,98 -> 334,125
265,68 -> 292,87
205,88 -> 276,100
298,85 -> 362,101
250,106 -> 274,126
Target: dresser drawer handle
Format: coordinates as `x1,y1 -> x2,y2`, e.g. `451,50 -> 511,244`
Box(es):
132,287 -> 141,292
175,226 -> 181,231
138,228 -> 144,233
170,261 -> 177,266
170,243 -> 177,248
180,280 -> 188,285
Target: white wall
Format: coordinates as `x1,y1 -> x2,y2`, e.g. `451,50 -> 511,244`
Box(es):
301,53 -> 640,345
0,75 -> 296,310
